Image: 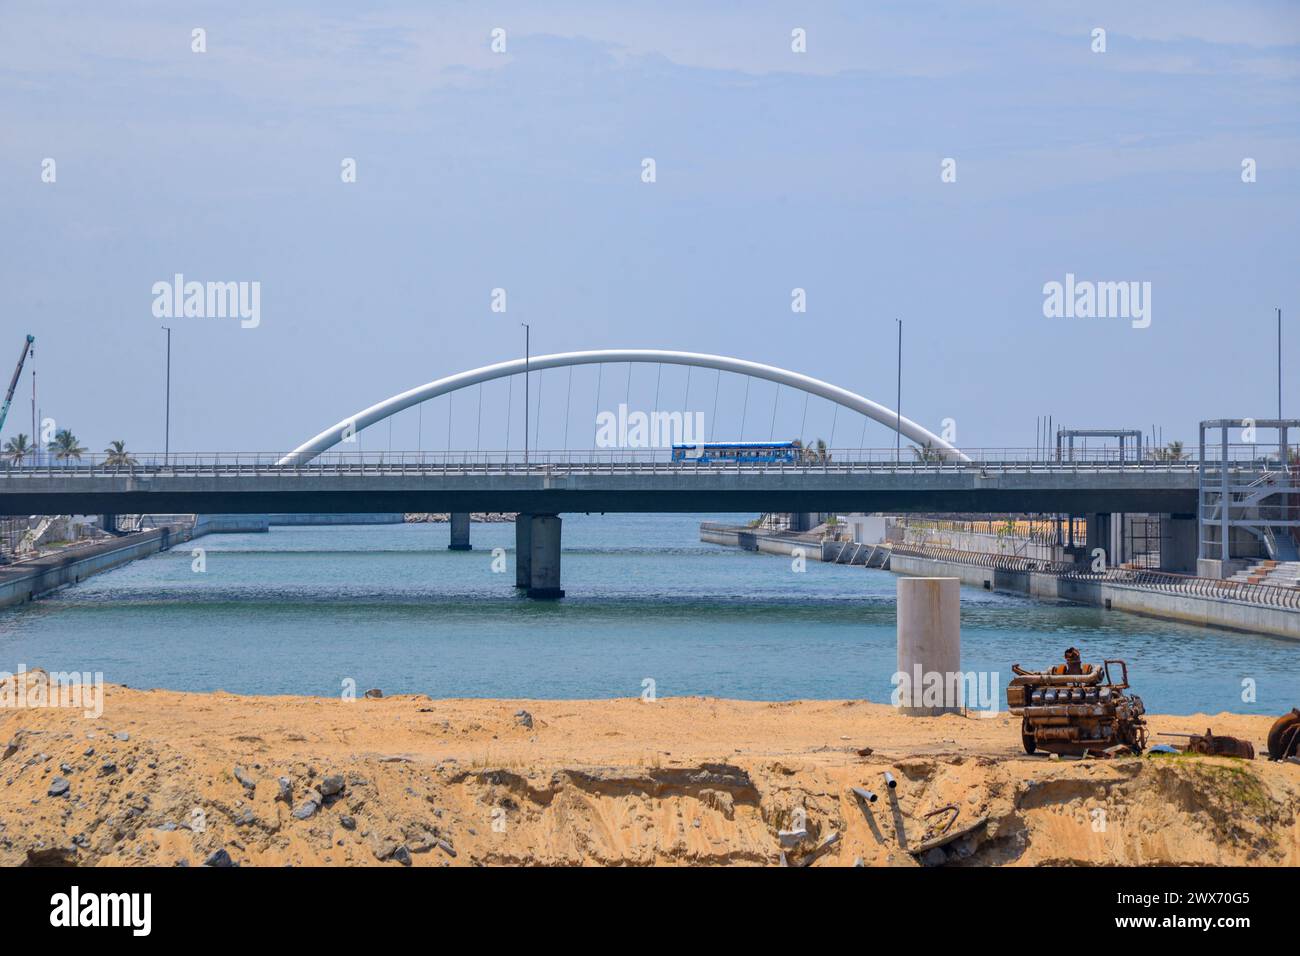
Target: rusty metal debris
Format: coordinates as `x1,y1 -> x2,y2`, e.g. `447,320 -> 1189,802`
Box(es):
1160,729 -> 1256,759
921,804 -> 959,840
908,804 -> 989,858
1007,650 -> 1148,757
1267,708 -> 1300,761
795,830 -> 841,867
1083,743 -> 1133,759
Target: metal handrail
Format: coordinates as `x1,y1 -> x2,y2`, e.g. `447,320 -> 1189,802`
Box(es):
0,447 -> 1207,480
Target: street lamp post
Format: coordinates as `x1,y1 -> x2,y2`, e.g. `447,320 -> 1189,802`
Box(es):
521,323 -> 530,467
162,326 -> 171,467
895,318 -> 902,464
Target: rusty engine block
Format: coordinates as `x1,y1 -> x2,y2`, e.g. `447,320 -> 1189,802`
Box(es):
1006,649 -> 1148,757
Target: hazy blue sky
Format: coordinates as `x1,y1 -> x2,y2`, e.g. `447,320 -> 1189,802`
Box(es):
3,1 -> 1298,455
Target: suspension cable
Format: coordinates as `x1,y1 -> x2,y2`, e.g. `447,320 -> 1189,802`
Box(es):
506,376 -> 513,451
476,383 -> 483,453
769,384 -> 780,441
535,369 -> 543,449
739,376 -> 750,440
710,369 -> 720,442
563,366 -> 572,450
593,364 -> 603,446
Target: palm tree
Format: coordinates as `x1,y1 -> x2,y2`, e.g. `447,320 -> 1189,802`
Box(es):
909,441 -> 944,463
48,429 -> 86,462
1148,440 -> 1185,462
3,433 -> 31,465
103,440 -> 137,469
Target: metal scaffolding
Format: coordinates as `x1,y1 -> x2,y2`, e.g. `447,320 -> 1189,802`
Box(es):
1198,419 -> 1300,563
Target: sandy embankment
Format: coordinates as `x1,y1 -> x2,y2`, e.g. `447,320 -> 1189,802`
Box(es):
1,672 -> 1297,866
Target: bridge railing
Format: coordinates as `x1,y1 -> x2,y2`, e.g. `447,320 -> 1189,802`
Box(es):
0,447 -> 1209,477
891,544 -> 1078,574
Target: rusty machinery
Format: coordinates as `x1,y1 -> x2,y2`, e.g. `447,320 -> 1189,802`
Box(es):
1007,649 -> 1148,757
1268,708 -> 1300,761
1159,729 -> 1255,759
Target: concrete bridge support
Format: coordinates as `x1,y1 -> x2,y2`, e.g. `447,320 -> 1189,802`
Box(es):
448,512 -> 471,550
527,514 -> 565,599
1159,514 -> 1198,574
515,514 -> 532,588
1084,513 -> 1125,568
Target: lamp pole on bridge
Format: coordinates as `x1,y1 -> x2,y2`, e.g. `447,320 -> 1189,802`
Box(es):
161,325 -> 171,468
521,322 -> 530,468
895,318 -> 902,464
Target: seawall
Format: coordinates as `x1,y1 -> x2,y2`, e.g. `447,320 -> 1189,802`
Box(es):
700,520 -> 1299,641
889,551 -> 1299,641
700,523 -> 885,564
0,525 -> 191,609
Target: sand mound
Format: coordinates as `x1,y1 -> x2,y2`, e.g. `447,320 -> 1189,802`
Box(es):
1,676 -> 1296,866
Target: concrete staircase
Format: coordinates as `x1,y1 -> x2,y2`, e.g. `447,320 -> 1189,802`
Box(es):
1229,559 -> 1300,588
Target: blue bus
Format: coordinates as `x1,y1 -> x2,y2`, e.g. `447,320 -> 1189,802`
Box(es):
670,441 -> 800,463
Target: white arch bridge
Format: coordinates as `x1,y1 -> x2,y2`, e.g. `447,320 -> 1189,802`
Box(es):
0,348 -> 1202,598
278,348 -> 969,466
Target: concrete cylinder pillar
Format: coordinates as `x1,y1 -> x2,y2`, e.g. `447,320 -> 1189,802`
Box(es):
514,514 -> 532,589
896,577 -> 961,716
448,512 -> 472,550
527,514 -> 565,599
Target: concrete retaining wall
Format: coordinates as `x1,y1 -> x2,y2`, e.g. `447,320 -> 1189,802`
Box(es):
192,514 -> 268,535
701,525 -> 824,560
891,553 -> 1299,641
0,526 -> 189,609
266,513 -> 404,525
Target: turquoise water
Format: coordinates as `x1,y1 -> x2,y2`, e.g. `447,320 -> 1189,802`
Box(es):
0,515 -> 1294,714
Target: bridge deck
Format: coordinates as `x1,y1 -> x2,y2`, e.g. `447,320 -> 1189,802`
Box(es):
0,459 -> 1202,515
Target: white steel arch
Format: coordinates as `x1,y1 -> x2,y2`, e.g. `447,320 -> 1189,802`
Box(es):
279,349 -> 970,464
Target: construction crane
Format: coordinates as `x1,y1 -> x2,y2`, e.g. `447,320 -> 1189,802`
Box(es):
0,334 -> 35,437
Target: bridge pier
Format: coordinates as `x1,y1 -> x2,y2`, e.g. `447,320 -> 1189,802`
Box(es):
1159,514 -> 1198,574
526,514 -> 565,599
448,512 -> 471,550
1083,512 -> 1125,568
515,514 -> 532,588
